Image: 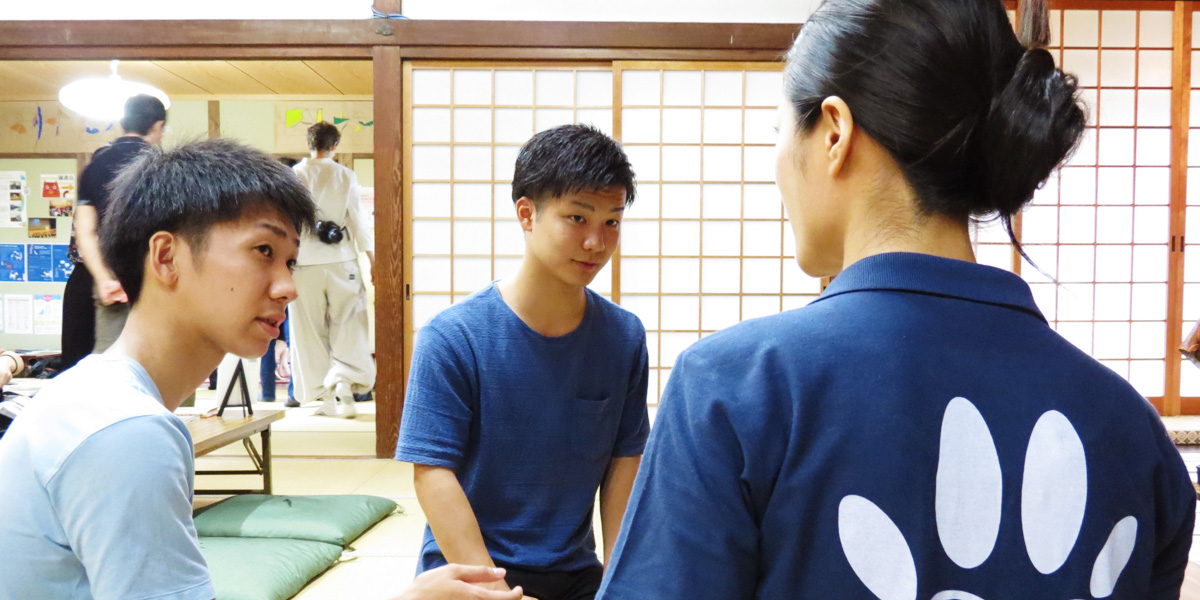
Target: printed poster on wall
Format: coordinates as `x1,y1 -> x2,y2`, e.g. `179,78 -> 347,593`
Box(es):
0,171 -> 27,228
33,294 -> 62,335
27,244 -> 52,282
41,174 -> 76,217
3,294 -> 32,334
52,245 -> 73,282
0,243 -> 25,281
27,217 -> 56,239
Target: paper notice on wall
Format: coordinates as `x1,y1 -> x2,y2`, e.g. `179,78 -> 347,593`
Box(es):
359,187 -> 375,227
0,243 -> 25,282
33,294 -> 62,335
42,173 -> 76,217
0,171 -> 27,228
3,294 -> 32,334
27,244 -> 52,282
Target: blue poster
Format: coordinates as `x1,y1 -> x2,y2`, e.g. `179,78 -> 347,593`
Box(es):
27,244 -> 52,282
0,244 -> 25,282
52,245 -> 73,282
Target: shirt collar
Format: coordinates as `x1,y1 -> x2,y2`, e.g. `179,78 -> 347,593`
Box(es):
112,136 -> 148,146
813,252 -> 1046,323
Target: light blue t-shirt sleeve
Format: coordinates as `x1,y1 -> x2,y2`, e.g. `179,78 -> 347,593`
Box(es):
598,349 -> 758,600
47,415 -> 214,600
396,324 -> 475,470
612,334 -> 650,458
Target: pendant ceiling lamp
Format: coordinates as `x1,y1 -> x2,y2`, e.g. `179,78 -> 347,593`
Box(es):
58,60 -> 171,121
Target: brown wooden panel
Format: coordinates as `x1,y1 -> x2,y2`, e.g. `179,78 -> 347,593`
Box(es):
152,60 -> 273,95
0,47 -> 374,60
0,20 -> 802,52
304,60 -> 373,95
1167,1 -> 1194,415
373,46 -> 404,459
207,100 -> 220,139
227,60 -> 341,95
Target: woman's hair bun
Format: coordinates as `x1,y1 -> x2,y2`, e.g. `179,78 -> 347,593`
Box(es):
976,47 -> 1087,218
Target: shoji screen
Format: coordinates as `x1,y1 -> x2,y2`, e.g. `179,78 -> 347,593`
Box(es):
403,63 -> 616,352
613,63 -> 823,404
1017,8 -> 1175,401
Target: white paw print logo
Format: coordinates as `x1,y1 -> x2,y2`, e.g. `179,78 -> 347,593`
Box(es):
838,398 -> 1138,600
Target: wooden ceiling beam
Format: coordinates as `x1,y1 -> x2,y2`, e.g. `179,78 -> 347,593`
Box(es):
0,20 -> 800,52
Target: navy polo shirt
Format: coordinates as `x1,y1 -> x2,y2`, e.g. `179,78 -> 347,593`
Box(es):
70,136 -> 148,262
397,284 -> 650,573
599,252 -> 1194,600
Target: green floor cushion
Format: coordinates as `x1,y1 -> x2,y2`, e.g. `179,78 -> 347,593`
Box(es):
194,494 -> 397,547
199,537 -> 342,600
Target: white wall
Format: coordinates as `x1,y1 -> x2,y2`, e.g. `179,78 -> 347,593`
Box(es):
9,0 -> 816,22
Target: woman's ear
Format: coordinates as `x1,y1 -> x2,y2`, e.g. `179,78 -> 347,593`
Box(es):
820,96 -> 856,178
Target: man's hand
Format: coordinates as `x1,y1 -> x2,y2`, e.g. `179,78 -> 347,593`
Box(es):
97,278 -> 128,305
1185,320 -> 1200,355
386,564 -> 532,600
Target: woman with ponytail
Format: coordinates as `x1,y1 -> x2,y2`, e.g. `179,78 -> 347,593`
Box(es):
596,0 -> 1194,598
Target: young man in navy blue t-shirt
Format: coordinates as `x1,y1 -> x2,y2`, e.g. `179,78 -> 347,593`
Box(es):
397,124 -> 649,600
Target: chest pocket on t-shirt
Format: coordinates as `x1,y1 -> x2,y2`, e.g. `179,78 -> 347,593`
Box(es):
569,396 -> 621,462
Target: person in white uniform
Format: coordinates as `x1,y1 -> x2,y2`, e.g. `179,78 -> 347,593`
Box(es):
290,121 -> 376,418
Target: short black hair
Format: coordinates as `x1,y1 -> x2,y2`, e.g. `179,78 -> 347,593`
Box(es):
512,124 -> 635,208
120,94 -> 167,136
101,138 -> 318,305
307,122 -> 341,152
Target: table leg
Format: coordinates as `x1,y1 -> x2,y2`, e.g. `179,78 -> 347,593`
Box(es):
261,427 -> 272,495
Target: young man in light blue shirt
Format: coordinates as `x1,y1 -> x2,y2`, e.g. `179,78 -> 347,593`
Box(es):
0,139 -> 317,600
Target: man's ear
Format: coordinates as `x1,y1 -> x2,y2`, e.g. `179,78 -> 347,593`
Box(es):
516,197 -> 537,232
144,231 -> 181,291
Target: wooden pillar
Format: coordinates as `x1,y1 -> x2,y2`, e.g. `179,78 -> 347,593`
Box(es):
374,0 -> 401,16
373,45 -> 404,458
1167,0 -> 1194,415
207,100 -> 220,139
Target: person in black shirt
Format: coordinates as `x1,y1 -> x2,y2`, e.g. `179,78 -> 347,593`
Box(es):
61,94 -> 166,370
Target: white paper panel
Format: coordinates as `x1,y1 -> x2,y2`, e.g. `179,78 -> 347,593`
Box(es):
743,184 -> 781,218
703,146 -> 742,181
662,145 -> 702,181
743,221 -> 782,256
1059,207 -> 1096,243
590,263 -> 614,294
1100,50 -> 1137,87
661,258 -> 700,293
453,257 -> 492,291
1137,90 -> 1171,127
1067,129 -> 1097,167
453,183 -> 492,218
413,294 -> 452,327
621,295 -> 659,330
1094,245 -> 1131,282
576,71 -> 613,107
621,220 -> 660,256
1063,11 -> 1100,47
1135,129 -> 1171,167
703,108 -> 742,144
535,108 -> 574,133
535,71 -> 574,106
1097,167 -> 1134,205
704,71 -> 743,106
413,256 -> 451,291
412,183 -> 452,217
494,256 -> 522,280
745,71 -> 783,107
413,145 -> 452,180
1131,283 -> 1166,320
1138,50 -> 1172,87
453,220 -> 492,254
576,109 -> 614,137
701,295 -> 741,330
413,108 -> 452,142
662,71 -> 702,106
413,70 -> 452,104
744,108 -> 777,144
1132,245 -> 1168,281
702,258 -> 741,293
662,220 -> 701,256
494,71 -> 534,105
453,108 -> 492,143
742,258 -> 781,293
494,146 -> 520,182
622,108 -> 661,144
1057,284 -> 1095,321
1095,207 -> 1133,244
413,219 -> 452,254
1061,50 -> 1099,88
1093,322 -> 1130,359
1098,128 -> 1135,166
1133,206 -> 1168,243
1129,359 -> 1165,396
663,108 -> 702,143
743,146 -> 776,183
624,146 -> 661,180
703,184 -> 742,218
1100,10 -> 1138,48
623,71 -> 661,106
660,332 -> 699,367
742,295 -> 782,320
702,221 -> 741,256
1140,12 -> 1173,48
621,257 -> 659,293
661,184 -> 701,218
453,70 -> 493,105
1094,283 -> 1132,320
1098,89 -> 1135,126
1059,167 -> 1097,204
453,146 -> 492,180
660,295 -> 700,330
494,108 -> 533,143
1058,245 -> 1095,281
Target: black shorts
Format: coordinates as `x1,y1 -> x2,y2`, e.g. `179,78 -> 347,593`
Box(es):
499,563 -> 604,600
